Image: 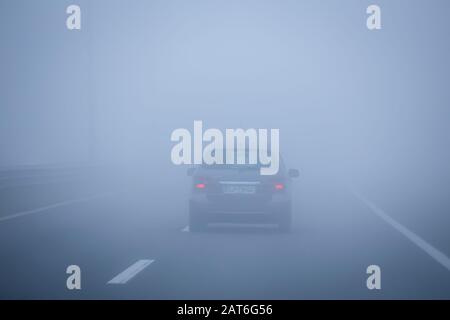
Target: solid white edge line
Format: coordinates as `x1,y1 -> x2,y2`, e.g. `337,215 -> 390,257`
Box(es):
353,190 -> 450,272
107,259 -> 155,285
0,193 -> 114,223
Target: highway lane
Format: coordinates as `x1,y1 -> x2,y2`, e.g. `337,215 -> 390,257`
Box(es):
0,170 -> 450,299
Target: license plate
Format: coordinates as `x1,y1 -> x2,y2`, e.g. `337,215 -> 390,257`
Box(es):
223,185 -> 256,194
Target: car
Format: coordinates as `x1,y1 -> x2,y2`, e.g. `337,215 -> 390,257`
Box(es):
187,153 -> 299,232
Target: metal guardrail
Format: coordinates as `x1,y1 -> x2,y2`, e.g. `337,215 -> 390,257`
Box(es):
0,163 -> 98,173
0,164 -> 101,189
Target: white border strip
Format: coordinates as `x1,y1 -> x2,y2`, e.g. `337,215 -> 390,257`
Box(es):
354,191 -> 450,272
107,259 -> 154,285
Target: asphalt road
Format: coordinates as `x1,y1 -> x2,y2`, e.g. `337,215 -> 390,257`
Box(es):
0,167 -> 450,299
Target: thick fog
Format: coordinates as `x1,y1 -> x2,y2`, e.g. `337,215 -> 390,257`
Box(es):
1,0 -> 450,299
2,1 -> 449,177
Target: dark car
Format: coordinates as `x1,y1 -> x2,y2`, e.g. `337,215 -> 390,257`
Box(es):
187,155 -> 299,232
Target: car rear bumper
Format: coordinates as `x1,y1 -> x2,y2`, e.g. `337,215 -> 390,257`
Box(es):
198,211 -> 289,224
189,195 -> 291,224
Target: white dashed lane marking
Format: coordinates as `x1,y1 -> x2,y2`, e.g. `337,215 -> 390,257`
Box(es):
107,260 -> 155,285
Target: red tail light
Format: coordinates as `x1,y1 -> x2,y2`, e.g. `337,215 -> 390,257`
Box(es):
195,183 -> 206,189
274,183 -> 285,190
